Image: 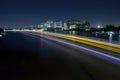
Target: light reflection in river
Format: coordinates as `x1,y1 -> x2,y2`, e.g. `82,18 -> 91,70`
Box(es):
59,31 -> 120,42
108,33 -> 113,42
118,31 -> 120,43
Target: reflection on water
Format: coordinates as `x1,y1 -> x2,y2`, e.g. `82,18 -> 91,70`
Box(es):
95,32 -> 99,37
55,31 -> 120,42
118,35 -> 120,43
109,33 -> 113,42
70,31 -> 77,35
62,31 -> 120,42
118,31 -> 120,43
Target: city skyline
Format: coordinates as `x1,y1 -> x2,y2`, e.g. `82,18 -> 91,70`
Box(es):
0,0 -> 120,27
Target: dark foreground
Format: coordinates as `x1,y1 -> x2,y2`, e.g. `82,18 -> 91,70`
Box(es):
0,31 -> 120,80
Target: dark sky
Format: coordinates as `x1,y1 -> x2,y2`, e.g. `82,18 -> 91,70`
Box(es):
0,0 -> 120,27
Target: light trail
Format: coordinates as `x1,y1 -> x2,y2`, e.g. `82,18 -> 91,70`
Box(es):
34,32 -> 120,53
21,32 -> 120,65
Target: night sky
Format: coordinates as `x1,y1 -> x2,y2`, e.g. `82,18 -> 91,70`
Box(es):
0,0 -> 120,27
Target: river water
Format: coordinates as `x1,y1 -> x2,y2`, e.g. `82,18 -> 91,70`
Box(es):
54,31 -> 120,43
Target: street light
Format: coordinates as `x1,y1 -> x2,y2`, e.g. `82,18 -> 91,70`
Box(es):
97,25 -> 101,28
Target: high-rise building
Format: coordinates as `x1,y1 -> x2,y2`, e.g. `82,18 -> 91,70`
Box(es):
66,19 -> 90,30
54,21 -> 63,28
40,19 -> 90,31
44,21 -> 54,28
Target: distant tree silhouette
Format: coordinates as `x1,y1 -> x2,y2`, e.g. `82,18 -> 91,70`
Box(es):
105,25 -> 115,31
118,26 -> 120,30
0,28 -> 4,33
